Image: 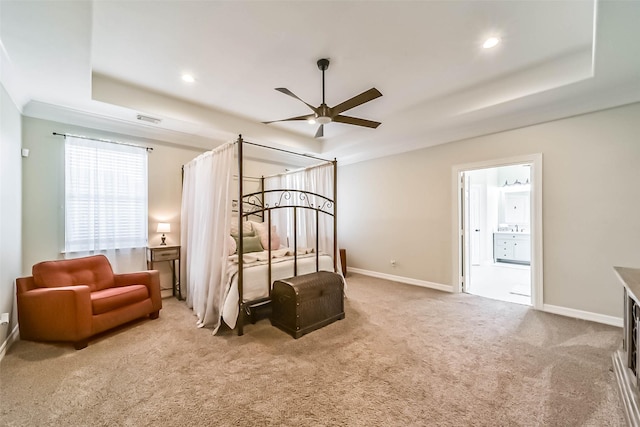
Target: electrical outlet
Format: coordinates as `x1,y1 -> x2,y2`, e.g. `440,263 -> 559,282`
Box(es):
0,312 -> 9,325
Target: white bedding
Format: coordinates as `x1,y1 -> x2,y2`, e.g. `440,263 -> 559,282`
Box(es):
221,249 -> 335,329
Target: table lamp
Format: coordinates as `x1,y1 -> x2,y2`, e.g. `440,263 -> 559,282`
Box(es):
157,223 -> 170,245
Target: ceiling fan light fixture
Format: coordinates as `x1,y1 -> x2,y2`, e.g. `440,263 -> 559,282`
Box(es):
316,116 -> 332,125
482,37 -> 500,49
307,118 -> 316,124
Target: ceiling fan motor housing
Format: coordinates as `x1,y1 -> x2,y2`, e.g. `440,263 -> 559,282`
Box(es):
317,104 -> 332,123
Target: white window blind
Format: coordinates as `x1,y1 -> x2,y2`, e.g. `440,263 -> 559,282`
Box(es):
65,136 -> 148,252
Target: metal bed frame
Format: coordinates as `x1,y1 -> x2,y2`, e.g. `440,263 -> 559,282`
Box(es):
234,135 -> 338,336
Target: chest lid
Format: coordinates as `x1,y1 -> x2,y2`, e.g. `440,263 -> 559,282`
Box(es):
274,271 -> 343,301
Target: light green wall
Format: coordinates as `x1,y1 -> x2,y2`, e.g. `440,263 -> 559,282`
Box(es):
0,83 -> 22,346
21,117 -> 206,288
19,123 -> 316,296
338,102 -> 640,318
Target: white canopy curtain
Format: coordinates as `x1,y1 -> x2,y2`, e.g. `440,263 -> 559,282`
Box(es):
181,142 -> 234,331
264,162 -> 337,263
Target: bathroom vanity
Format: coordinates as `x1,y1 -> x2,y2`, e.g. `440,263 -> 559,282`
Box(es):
493,232 -> 530,265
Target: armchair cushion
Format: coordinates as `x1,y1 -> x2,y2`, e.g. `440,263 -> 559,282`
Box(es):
91,284 -> 149,315
33,255 -> 115,292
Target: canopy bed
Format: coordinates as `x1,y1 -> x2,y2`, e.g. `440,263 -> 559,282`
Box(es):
181,135 -> 341,335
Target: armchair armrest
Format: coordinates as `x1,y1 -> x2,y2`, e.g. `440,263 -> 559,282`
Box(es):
17,284 -> 92,342
114,270 -> 162,312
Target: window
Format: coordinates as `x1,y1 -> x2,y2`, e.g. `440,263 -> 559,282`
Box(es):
65,136 -> 148,252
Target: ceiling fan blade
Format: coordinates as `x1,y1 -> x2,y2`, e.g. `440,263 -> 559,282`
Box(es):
331,88 -> 382,116
275,88 -> 319,113
262,114 -> 313,124
314,124 -> 324,138
333,115 -> 381,129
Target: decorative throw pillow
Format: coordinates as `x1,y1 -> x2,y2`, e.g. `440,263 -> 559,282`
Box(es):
251,221 -> 281,250
230,219 -> 253,236
231,230 -> 255,238
227,235 -> 236,256
231,232 -> 263,254
241,235 -> 264,253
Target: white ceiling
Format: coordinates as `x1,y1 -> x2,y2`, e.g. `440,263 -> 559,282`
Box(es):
1,0 -> 639,164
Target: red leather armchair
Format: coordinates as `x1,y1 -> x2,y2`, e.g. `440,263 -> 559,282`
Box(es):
16,254 -> 162,349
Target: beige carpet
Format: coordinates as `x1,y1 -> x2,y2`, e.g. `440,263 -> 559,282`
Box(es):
0,274 -> 625,426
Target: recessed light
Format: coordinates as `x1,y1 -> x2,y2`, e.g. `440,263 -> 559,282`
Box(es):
482,37 -> 500,49
182,74 -> 195,83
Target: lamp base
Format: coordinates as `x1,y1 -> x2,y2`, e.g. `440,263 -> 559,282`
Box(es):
160,234 -> 167,245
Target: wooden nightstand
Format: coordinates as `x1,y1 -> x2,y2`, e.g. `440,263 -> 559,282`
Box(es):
146,245 -> 181,300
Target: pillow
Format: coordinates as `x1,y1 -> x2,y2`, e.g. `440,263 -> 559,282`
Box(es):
251,221 -> 281,250
231,232 -> 263,254
230,220 -> 253,236
240,235 -> 264,253
231,230 -> 255,237
227,235 -> 236,256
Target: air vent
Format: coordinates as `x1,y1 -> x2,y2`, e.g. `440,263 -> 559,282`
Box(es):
136,114 -> 161,124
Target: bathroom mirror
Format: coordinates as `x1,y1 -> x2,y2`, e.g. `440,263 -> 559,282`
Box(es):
503,192 -> 529,225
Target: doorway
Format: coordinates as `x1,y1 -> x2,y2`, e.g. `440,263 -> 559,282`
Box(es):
452,154 -> 543,309
465,165 -> 531,304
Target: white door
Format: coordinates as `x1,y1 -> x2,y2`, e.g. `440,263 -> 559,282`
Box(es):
460,172 -> 470,293
470,185 -> 481,266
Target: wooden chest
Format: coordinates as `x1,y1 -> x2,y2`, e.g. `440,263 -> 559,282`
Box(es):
270,271 -> 345,339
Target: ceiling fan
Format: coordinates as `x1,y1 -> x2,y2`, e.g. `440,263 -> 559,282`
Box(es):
263,58 -> 382,138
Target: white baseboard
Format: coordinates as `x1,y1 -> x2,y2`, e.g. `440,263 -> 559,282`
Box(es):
347,268 -> 622,327
0,325 -> 20,363
348,267 -> 453,293
543,304 -> 623,327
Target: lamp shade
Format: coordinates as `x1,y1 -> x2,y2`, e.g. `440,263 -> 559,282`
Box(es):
157,223 -> 171,233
